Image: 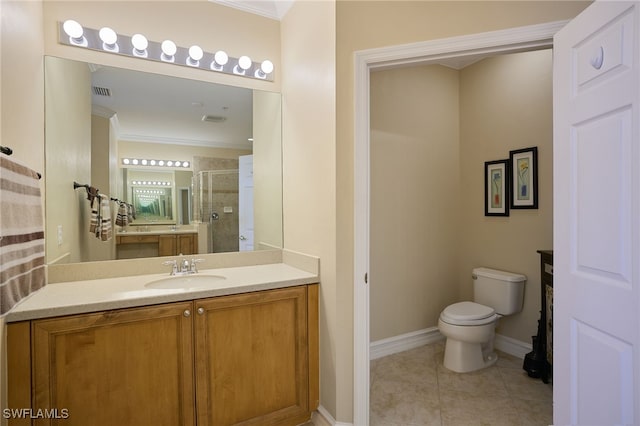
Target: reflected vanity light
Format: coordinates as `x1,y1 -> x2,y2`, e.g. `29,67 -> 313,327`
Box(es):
121,158 -> 190,168
58,20 -> 274,81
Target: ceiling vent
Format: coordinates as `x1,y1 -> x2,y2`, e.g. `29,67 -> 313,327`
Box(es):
92,86 -> 112,97
201,115 -> 227,123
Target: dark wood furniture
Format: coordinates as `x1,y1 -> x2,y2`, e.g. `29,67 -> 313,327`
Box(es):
523,250 -> 553,383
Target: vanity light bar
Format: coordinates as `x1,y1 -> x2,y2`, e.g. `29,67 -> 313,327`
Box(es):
131,181 -> 172,186
59,20 -> 275,81
122,158 -> 190,168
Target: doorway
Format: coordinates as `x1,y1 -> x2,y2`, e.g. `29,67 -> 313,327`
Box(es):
353,21 -> 566,424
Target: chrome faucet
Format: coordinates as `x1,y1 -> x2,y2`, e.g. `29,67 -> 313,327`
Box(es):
180,258 -> 190,273
162,258 -> 204,275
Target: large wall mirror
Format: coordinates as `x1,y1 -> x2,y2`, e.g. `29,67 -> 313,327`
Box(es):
45,56 -> 282,264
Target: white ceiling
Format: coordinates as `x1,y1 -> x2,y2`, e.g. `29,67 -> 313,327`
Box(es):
209,0 -> 295,20
90,64 -> 254,150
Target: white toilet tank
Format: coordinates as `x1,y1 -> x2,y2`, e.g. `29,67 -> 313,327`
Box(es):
472,267 -> 526,315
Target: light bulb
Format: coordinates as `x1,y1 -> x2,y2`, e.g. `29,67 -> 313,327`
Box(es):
161,40 -> 177,62
131,34 -> 148,57
183,161 -> 190,168
63,20 -> 86,46
122,158 -> 130,165
175,161 -> 182,167
167,161 -> 174,167
132,159 -> 139,165
141,159 -> 148,165
261,60 -> 274,74
158,160 -> 165,166
238,56 -> 252,70
255,59 -> 274,78
99,27 -> 118,51
149,159 -> 156,166
211,50 -> 228,71
188,45 -> 203,66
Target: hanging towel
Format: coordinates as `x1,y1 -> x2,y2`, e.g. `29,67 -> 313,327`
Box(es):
0,155 -> 45,315
115,201 -> 129,227
98,194 -> 112,241
88,194 -> 112,241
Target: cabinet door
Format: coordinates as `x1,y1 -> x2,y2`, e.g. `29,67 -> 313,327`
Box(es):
177,234 -> 195,255
158,234 -> 177,256
194,286 -> 310,426
32,302 -> 195,426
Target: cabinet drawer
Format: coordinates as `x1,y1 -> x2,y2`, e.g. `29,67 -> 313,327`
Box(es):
117,235 -> 159,244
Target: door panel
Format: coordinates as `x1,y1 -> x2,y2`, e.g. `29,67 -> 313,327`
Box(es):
554,2 -> 639,424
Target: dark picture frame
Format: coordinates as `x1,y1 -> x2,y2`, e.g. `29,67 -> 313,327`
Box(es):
509,147 -> 538,209
484,159 -> 510,216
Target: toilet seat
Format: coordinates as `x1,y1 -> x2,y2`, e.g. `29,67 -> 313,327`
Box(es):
440,301 -> 497,326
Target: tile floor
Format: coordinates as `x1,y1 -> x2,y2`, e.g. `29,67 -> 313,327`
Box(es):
369,341 -> 553,426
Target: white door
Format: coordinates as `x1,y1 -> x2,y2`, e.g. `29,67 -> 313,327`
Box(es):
554,2 -> 639,425
238,155 -> 254,251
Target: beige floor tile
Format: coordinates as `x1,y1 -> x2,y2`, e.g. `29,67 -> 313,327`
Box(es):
511,397 -> 553,426
439,388 -> 520,426
369,343 -> 553,426
370,379 -> 442,426
499,367 -> 553,402
437,362 -> 509,397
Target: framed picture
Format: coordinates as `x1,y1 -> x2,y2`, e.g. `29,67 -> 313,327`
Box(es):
510,147 -> 538,209
485,159 -> 509,216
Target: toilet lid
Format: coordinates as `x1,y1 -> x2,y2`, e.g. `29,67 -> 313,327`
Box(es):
440,301 -> 497,326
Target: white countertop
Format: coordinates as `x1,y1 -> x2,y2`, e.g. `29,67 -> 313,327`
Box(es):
7,263 -> 318,322
116,229 -> 197,236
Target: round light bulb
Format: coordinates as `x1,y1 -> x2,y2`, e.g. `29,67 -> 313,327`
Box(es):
161,40 -> 177,57
188,45 -> 203,61
149,159 -> 156,166
238,55 -> 252,70
63,20 -> 83,39
175,161 -> 182,167
214,50 -> 228,66
132,159 -> 139,165
260,60 -> 274,74
98,27 -> 117,45
122,158 -> 130,165
141,159 -> 148,165
158,160 -> 165,166
131,34 -> 148,51
167,161 -> 174,167
183,161 -> 190,168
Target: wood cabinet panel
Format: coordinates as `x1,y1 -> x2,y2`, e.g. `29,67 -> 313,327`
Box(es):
31,303 -> 195,426
158,234 -> 177,257
194,287 -> 310,426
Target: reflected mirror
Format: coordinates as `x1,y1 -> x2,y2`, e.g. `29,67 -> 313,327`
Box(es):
45,56 -> 282,264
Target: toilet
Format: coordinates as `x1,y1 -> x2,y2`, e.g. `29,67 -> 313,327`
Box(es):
438,267 -> 526,373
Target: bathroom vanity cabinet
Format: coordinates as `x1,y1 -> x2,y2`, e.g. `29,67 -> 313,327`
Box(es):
116,232 -> 197,258
7,284 -> 319,426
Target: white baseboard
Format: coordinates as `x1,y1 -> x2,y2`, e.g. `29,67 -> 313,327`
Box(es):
369,327 -> 531,361
494,333 -> 532,359
370,327 -> 444,360
314,406 -> 353,426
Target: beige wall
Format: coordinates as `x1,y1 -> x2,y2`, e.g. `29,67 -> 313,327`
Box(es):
91,114 -> 116,261
253,90 -> 283,249
369,50 -> 554,345
281,0 -> 338,419
370,65 -> 461,341
336,1 -> 590,422
45,56 -> 92,264
459,49 -> 554,342
0,0 -> 45,422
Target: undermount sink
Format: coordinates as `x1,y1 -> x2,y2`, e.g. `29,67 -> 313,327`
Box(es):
145,274 -> 227,289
